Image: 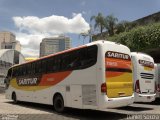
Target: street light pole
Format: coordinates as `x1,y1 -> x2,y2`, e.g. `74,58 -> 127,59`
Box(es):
80,24 -> 94,44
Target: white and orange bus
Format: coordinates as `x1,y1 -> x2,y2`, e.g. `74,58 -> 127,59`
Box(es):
5,40 -> 134,112
131,52 -> 156,102
155,64 -> 160,98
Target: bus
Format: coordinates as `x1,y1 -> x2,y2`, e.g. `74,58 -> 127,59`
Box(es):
5,40 -> 134,112
131,52 -> 156,102
155,64 -> 160,98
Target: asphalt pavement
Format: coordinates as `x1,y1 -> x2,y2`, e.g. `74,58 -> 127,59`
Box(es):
0,87 -> 160,120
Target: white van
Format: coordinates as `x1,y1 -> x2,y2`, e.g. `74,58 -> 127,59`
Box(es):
131,52 -> 156,102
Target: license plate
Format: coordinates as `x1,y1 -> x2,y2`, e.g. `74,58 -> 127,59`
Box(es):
118,92 -> 126,97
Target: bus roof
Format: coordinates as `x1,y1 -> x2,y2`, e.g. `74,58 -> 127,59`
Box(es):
131,52 -> 152,58
131,52 -> 154,62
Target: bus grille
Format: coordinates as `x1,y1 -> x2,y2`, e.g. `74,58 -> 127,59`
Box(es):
140,73 -> 154,79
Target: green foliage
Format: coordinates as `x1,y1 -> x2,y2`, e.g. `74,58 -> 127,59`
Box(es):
115,20 -> 130,34
90,13 -> 118,37
105,14 -> 118,36
108,22 -> 160,51
90,13 -> 106,34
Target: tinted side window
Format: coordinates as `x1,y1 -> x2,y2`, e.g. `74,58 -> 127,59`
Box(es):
42,60 -> 47,73
61,52 -> 72,71
55,56 -> 61,72
22,65 -> 27,76
14,67 -> 18,77
47,57 -> 54,73
18,66 -> 22,76
83,45 -> 98,67
75,45 -> 98,69
20,45 -> 98,75
31,63 -> 36,74
45,55 -> 62,73
62,45 -> 98,70
35,61 -> 40,73
28,64 -> 32,75
66,51 -> 79,70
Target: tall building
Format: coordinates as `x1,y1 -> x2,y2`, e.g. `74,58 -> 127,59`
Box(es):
40,35 -> 71,57
0,31 -> 21,52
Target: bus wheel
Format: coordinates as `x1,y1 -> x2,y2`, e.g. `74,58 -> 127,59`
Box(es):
12,92 -> 18,104
53,94 -> 64,113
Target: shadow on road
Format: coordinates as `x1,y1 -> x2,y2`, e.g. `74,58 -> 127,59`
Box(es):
6,101 -> 127,120
135,98 -> 160,105
148,98 -> 160,105
117,105 -> 153,112
63,108 -> 126,120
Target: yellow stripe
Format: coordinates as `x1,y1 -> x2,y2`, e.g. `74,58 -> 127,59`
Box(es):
106,73 -> 133,98
144,66 -> 153,71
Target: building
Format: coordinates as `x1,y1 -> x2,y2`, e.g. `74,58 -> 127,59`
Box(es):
0,31 -> 21,52
0,49 -> 25,87
40,35 -> 71,57
133,11 -> 160,26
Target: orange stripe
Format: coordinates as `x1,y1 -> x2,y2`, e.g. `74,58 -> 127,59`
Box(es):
106,71 -> 124,78
39,71 -> 72,86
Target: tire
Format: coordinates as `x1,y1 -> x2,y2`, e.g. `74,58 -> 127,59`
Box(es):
12,92 -> 18,104
53,94 -> 64,113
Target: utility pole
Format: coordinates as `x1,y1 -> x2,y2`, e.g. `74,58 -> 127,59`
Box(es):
80,24 -> 94,44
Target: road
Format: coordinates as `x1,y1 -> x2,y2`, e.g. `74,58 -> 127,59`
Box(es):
0,87 -> 160,120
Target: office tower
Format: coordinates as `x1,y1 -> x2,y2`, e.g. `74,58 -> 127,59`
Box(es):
0,31 -> 21,52
40,35 -> 71,57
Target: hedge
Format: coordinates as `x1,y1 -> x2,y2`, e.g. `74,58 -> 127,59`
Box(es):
108,22 -> 160,51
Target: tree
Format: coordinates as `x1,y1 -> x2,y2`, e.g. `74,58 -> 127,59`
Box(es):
90,13 -> 106,35
105,14 -> 118,36
115,20 -> 130,34
108,22 -> 160,51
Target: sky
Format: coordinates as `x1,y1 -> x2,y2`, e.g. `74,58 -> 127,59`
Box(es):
0,0 -> 160,57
